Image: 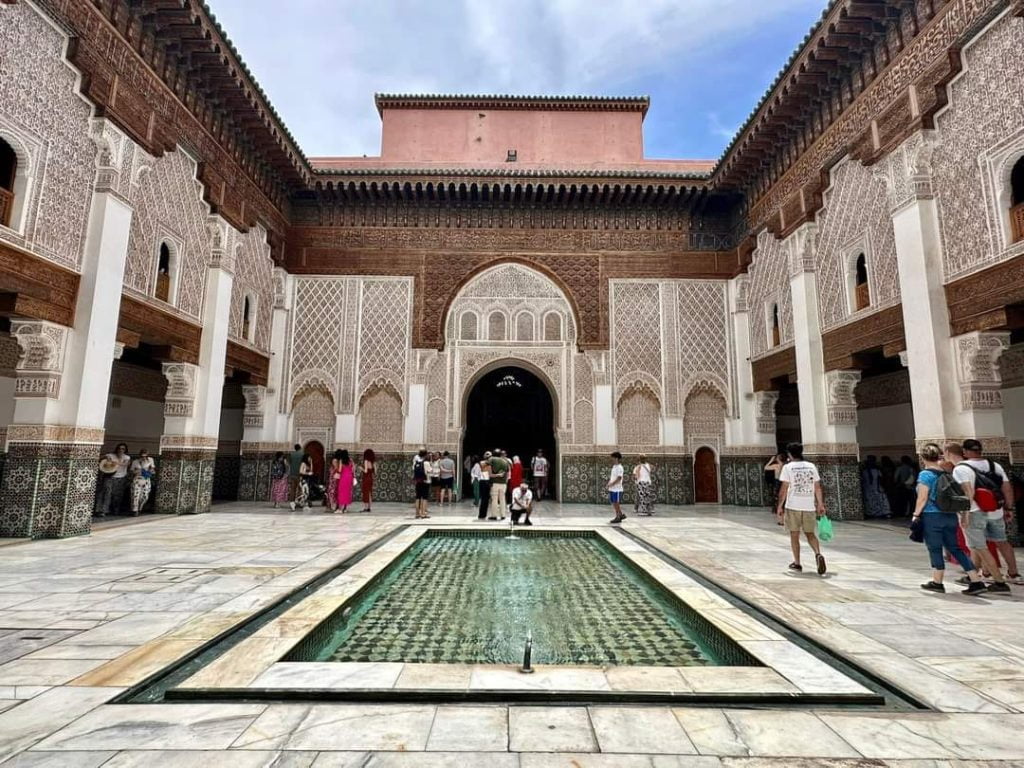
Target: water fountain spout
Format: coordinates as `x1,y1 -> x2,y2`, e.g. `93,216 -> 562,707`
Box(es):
520,631 -> 534,674
506,514 -> 519,540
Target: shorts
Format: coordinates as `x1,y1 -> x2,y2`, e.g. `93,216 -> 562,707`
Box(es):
609,491 -> 623,504
964,511 -> 1007,549
440,477 -> 454,489
784,508 -> 817,534
415,481 -> 430,500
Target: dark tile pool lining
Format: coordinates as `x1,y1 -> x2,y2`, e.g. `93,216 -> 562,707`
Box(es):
283,528 -> 759,668
111,524 -> 926,709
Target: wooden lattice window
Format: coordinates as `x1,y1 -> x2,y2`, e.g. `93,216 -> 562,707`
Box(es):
854,253 -> 870,310
771,304 -> 781,348
155,243 -> 172,303
1012,157 -> 1024,244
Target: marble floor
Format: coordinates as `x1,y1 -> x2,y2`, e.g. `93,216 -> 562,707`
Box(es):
2,499 -> 1024,766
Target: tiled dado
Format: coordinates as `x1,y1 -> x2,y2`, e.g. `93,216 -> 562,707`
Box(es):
562,454 -> 694,505
237,452 -> 274,502
721,455 -> 774,508
212,455 -> 241,501
0,441 -> 99,538
808,453 -> 863,521
156,448 -> 217,515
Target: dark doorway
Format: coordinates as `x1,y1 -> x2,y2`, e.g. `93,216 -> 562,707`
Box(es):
463,365 -> 556,498
304,440 -> 325,484
694,447 -> 719,503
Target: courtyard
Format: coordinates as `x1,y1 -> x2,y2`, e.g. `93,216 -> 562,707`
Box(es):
1,503 -> 1023,766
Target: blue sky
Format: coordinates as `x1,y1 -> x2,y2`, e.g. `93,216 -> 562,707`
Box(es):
206,0 -> 826,161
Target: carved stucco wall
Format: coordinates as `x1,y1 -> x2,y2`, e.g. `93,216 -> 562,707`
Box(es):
358,383 -> 404,445
814,158 -> 900,330
932,10 -> 1024,280
123,148 -> 211,319
747,229 -> 794,359
684,385 -> 726,454
286,276 -> 412,419
228,224 -> 274,351
617,385 -> 661,447
0,2 -> 96,269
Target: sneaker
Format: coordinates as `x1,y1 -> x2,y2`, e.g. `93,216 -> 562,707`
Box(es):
962,581 -> 988,596
921,581 -> 946,593
788,562 -> 803,572
987,582 -> 1012,594
609,517 -> 623,524
816,553 -> 827,576
289,502 -> 296,511
955,575 -> 971,586
524,520 -> 533,526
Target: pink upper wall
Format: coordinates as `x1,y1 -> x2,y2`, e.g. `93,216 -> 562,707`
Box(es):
378,107 -> 645,165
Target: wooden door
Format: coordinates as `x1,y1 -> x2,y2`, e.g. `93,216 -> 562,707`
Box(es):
694,447 -> 719,503
305,440 -> 325,482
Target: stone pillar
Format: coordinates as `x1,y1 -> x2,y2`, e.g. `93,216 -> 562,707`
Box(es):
0,120 -> 133,538
785,223 -> 863,519
238,269 -> 292,502
156,217 -> 234,515
883,131 -> 1011,453
722,275 -> 781,505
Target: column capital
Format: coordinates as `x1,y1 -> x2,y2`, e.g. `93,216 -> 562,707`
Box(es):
824,369 -> 862,427
954,330 -> 1011,411
162,361 -> 200,418
732,274 -> 751,313
89,117 -> 131,196
785,222 -> 818,278
10,320 -> 69,399
752,390 -> 780,434
876,129 -> 939,214
207,215 -> 236,274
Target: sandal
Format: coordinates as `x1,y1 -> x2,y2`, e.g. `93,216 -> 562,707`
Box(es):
788,562 -> 803,572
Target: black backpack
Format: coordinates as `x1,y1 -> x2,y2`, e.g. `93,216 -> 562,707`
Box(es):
959,460 -> 1006,509
924,468 -> 970,513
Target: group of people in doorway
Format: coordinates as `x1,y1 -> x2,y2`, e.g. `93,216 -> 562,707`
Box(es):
270,444 -> 377,514
771,438 -> 1019,593
94,443 -> 156,517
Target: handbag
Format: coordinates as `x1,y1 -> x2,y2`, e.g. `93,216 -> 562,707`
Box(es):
909,516 -> 924,543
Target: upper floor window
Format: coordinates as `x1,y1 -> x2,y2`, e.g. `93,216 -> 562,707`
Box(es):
544,312 -> 562,341
155,242 -> 172,303
771,303 -> 781,347
1011,156 -> 1024,244
854,253 -> 870,310
0,138 -> 16,229
488,311 -> 506,341
460,311 -> 478,341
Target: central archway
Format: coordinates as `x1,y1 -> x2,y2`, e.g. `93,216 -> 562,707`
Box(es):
462,365 -> 557,499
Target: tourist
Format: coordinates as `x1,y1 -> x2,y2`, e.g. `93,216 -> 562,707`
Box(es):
488,449 -> 509,520
334,449 -> 355,514
510,456 -> 523,493
955,439 -> 1020,582
360,449 -> 376,513
413,448 -> 430,519
469,455 -> 482,506
608,451 -> 626,523
438,450 -> 456,504
291,453 -> 313,511
327,450 -> 342,511
944,443 -> 1010,592
129,448 -> 155,515
633,454 -> 655,516
511,482 -> 533,525
477,452 -> 492,519
893,455 -> 918,517
913,443 -> 987,594
775,442 -> 827,574
270,451 -> 289,508
425,451 -> 440,502
289,443 -> 303,502
97,443 -> 131,517
532,449 -> 549,500
861,455 -> 891,518
764,452 -> 786,513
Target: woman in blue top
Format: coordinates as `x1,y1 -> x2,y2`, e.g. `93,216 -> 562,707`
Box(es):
913,443 -> 986,595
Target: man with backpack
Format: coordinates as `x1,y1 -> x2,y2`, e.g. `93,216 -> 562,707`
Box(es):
951,440 -> 1018,587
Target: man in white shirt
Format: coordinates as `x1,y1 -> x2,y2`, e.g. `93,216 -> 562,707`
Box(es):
608,451 -> 626,524
775,442 -> 827,575
948,440 -> 1017,590
511,482 -> 533,525
97,443 -> 131,517
531,450 -> 549,500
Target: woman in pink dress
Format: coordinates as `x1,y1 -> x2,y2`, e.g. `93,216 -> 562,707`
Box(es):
336,449 -> 355,514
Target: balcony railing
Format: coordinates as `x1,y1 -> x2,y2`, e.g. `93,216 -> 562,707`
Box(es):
0,188 -> 12,228
1011,202 -> 1024,244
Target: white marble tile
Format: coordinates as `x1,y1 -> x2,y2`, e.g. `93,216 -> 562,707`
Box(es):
508,706 -> 596,753
672,708 -> 749,756
427,706 -> 508,751
0,686 -> 120,763
232,704 -> 436,751
395,663 -> 472,690
851,653 -> 1009,713
738,641 -> 869,695
821,712 -> 1024,759
520,757 -> 722,768
589,706 -> 696,754
33,703 -> 265,751
252,662 -> 404,690
605,665 -> 689,692
0,658 -> 110,686
24,644 -> 137,661
471,665 -> 610,691
101,750 -> 318,767
721,711 -> 860,758
311,754 -> 519,768
676,666 -> 797,694
916,655 -> 1024,682
2,751 -> 115,767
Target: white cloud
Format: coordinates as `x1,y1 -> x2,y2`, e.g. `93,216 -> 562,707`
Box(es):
207,0 -> 821,156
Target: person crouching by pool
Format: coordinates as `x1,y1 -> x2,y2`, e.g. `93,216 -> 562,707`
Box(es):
511,482 -> 533,525
775,442 -> 827,575
608,451 -> 626,523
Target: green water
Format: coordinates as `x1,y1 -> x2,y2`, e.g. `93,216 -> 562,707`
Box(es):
308,533 -> 741,666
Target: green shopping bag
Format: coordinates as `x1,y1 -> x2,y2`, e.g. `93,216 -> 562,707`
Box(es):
817,516 -> 834,542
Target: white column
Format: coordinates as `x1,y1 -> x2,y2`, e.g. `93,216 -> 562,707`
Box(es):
885,131 -> 1010,449
725,274 -> 779,451
403,382 -> 426,446
594,384 -> 615,446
